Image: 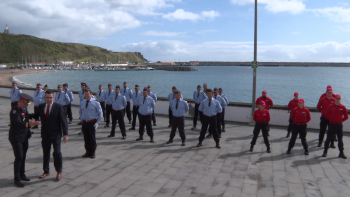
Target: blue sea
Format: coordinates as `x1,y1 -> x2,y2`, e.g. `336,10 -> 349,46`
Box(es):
14,66 -> 350,107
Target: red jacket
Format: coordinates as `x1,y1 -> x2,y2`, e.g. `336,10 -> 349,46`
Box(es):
256,96 -> 273,110
288,99 -> 299,110
291,106 -> 311,124
253,109 -> 270,123
326,104 -> 348,123
317,96 -> 335,117
319,92 -> 336,100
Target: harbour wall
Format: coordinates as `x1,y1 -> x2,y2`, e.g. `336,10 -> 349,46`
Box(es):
1,85 -> 349,132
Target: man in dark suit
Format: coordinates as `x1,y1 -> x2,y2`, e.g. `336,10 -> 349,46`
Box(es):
9,93 -> 40,187
33,90 -> 68,181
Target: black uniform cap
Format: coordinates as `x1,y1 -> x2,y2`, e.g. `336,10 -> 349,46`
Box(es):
175,90 -> 181,94
147,85 -> 151,88
115,85 -> 120,89
36,83 -> 42,86
19,93 -> 33,103
143,87 -> 148,91
172,86 -> 177,90
99,84 -> 102,87
63,83 -> 68,87
57,85 -> 62,88
197,85 -> 201,88
81,82 -> 86,86
206,89 -> 213,93
213,87 -> 218,91
219,88 -> 222,91
123,81 -> 127,84
135,84 -> 139,87
108,83 -> 112,86
44,84 -> 48,88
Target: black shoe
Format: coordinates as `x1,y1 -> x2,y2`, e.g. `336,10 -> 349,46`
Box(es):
77,122 -> 82,125
330,144 -> 336,149
150,136 -> 154,143
90,151 -> 95,159
339,151 -> 347,159
129,127 -> 135,130
82,152 -> 90,158
286,133 -> 290,138
322,150 -> 328,157
305,149 -> 309,155
266,146 -> 271,153
104,124 -> 109,128
32,126 -> 38,129
122,136 -> 126,140
153,122 -> 156,126
68,121 -> 72,124
166,139 -> 173,144
15,180 -> 24,187
287,148 -> 291,154
206,134 -> 212,138
191,126 -> 196,131
108,135 -> 115,138
78,132 -> 82,135
249,145 -> 254,152
215,143 -> 221,149
136,136 -> 143,141
20,175 -> 30,181
196,142 -> 202,147
181,140 -> 185,146
317,142 -> 322,147
168,124 -> 171,128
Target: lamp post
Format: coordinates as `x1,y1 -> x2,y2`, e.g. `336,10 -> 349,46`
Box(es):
251,0 -> 258,123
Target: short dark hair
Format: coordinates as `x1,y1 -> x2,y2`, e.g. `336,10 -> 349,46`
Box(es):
45,90 -> 54,95
84,88 -> 92,93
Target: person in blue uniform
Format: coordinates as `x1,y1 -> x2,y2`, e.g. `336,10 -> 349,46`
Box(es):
77,82 -> 86,126
104,83 -> 115,128
166,90 -> 189,146
192,85 -> 207,131
211,88 -> 227,138
79,88 -> 103,159
96,85 -> 107,121
196,89 -> 222,149
167,86 -> 183,127
63,83 -> 74,124
136,87 -> 156,143
9,93 -> 40,187
147,85 -> 157,126
9,81 -> 22,126
108,85 -> 127,139
218,88 -> 229,132
130,84 -> 142,130
122,82 -> 133,124
33,83 -> 45,128
55,85 -> 70,116
43,84 -> 48,92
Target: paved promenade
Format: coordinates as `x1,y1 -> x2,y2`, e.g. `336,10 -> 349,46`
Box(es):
1,97 -> 350,197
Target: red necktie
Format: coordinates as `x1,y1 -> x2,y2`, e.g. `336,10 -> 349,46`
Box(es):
46,105 -> 50,119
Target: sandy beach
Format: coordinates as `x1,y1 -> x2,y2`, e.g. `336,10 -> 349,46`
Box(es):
0,69 -> 51,87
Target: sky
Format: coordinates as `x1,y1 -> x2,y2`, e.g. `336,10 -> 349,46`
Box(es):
1,0 -> 350,62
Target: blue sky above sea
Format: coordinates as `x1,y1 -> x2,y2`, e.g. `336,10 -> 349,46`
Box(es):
1,0 -> 350,62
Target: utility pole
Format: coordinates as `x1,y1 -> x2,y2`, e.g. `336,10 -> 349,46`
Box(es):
251,0 -> 258,123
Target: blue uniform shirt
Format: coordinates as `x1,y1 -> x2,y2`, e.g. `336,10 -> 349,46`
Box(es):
170,99 -> 189,117
121,88 -> 133,102
167,93 -> 183,106
214,95 -> 227,109
112,93 -> 127,110
138,96 -> 156,115
148,92 -> 157,102
33,89 -> 45,106
55,91 -> 70,106
96,90 -> 107,102
132,91 -> 142,106
220,94 -> 229,106
199,98 -> 222,116
79,89 -> 85,102
193,91 -> 207,103
105,90 -> 115,105
79,99 -> 103,123
10,87 -> 22,102
64,89 -> 74,103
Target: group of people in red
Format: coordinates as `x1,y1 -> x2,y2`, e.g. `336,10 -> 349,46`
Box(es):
249,85 -> 348,159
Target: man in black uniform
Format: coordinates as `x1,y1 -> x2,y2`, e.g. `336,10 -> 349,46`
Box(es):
9,93 -> 40,187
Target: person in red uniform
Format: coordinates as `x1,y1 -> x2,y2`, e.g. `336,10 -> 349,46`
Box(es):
255,90 -> 273,135
317,88 -> 336,148
249,101 -> 271,153
286,99 -> 311,155
286,92 -> 299,138
318,85 -> 337,142
322,94 -> 348,159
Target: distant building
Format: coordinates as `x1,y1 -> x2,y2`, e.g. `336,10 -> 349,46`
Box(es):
59,61 -> 74,66
3,24 -> 9,34
161,62 -> 175,65
190,61 -> 199,66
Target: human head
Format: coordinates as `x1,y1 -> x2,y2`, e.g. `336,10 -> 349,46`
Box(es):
203,83 -> 207,89
84,88 -> 92,100
36,83 -> 42,91
326,88 -> 333,98
335,94 -> 341,105
18,93 -> 32,108
175,90 -> 181,100
206,89 -> 213,99
135,84 -> 140,92
115,85 -> 120,94
81,82 -> 86,90
298,98 -> 304,108
123,81 -> 127,88
57,85 -> 62,93
45,90 -> 54,105
259,101 -> 265,110
294,92 -> 299,100
99,85 -> 103,91
218,88 -> 223,95
172,86 -> 177,93
262,90 -> 267,98
147,85 -> 151,93
63,83 -> 68,90
44,84 -> 48,91
108,83 -> 112,91
12,81 -> 17,89
142,87 -> 148,97
213,88 -> 218,96
197,85 -> 201,91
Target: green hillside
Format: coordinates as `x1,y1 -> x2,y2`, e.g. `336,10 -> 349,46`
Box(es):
0,33 -> 147,64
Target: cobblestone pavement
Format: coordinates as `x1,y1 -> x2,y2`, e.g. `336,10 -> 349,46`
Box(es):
1,97 -> 350,197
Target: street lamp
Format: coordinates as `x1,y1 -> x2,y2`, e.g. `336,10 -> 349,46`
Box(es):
251,0 -> 258,123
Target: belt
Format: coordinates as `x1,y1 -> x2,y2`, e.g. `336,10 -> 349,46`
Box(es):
11,101 -> 18,103
83,119 -> 96,122
141,114 -> 152,116
174,116 -> 184,118
99,101 -> 105,103
195,102 -> 201,104
133,105 -> 139,107
256,121 -> 267,124
127,101 -> 130,103
204,115 -> 216,117
35,106 -> 39,108
106,104 -> 112,106
330,121 -> 342,125
294,122 -> 306,125
113,109 -> 123,111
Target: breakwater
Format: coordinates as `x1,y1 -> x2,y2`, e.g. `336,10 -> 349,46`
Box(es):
173,61 -> 350,67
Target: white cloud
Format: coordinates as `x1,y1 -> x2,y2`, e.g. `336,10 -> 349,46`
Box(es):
230,0 -> 306,14
115,40 -> 350,62
292,32 -> 300,35
163,9 -> 220,21
311,7 -> 350,23
140,31 -> 186,37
